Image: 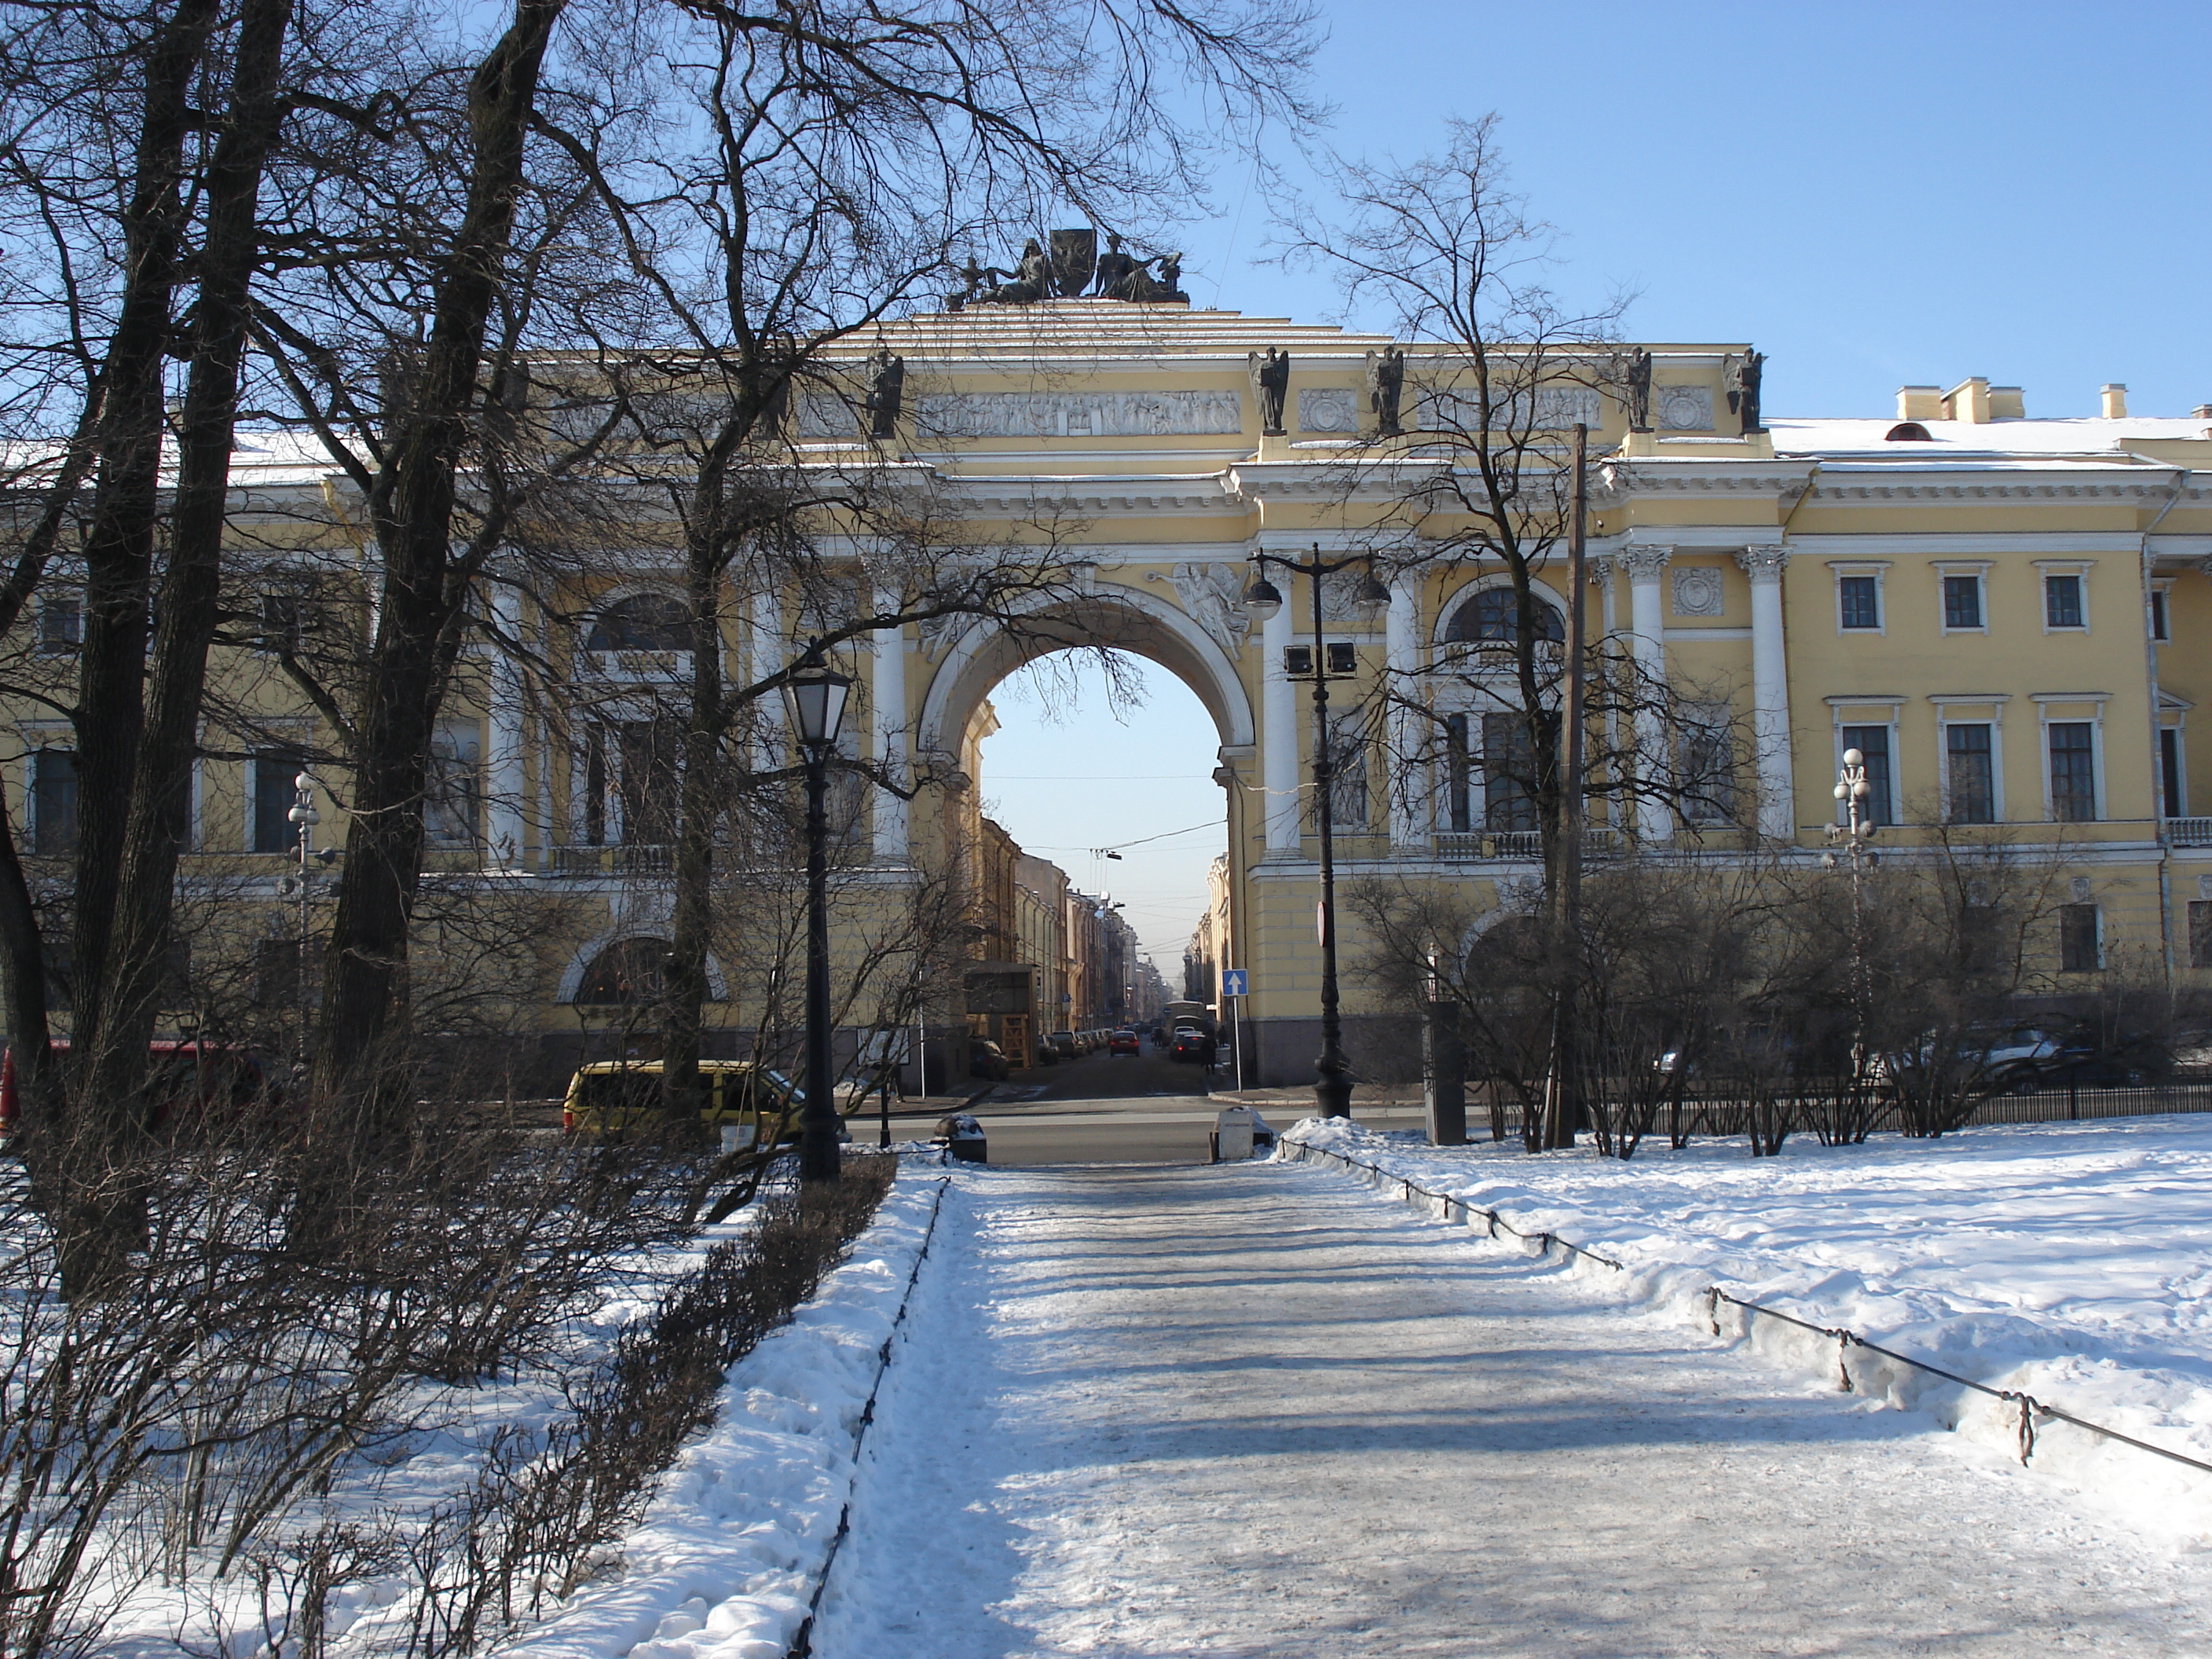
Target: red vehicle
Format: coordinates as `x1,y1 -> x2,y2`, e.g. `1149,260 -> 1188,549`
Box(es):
1107,1028 -> 1141,1056
0,1040 -> 283,1137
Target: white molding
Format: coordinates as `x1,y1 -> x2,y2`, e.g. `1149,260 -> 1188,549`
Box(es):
1789,532 -> 2145,556
1936,711 -> 2004,826
1662,626 -> 1752,642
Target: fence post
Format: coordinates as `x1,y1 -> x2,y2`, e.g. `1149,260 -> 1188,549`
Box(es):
2069,1068 -> 2078,1122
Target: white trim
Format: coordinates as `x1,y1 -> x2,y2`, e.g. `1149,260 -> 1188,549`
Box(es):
1932,562 -> 1990,635
2034,558 -> 2095,634
1431,573 -> 1570,650
2151,577 -> 2174,642
2038,703 -> 2105,824
1831,711 -> 1900,826
1936,712 -> 2004,826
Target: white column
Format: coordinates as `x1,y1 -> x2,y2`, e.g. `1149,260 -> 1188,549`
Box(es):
485,581 -> 527,870
1386,577 -> 1423,848
1620,545 -> 1672,844
1262,586 -> 1298,851
750,589 -> 784,770
1738,546 -> 1796,840
872,588 -> 909,864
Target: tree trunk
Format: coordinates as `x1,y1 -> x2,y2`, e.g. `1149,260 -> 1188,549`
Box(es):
90,0 -> 294,1122
662,489 -> 728,1124
313,0 -> 565,1115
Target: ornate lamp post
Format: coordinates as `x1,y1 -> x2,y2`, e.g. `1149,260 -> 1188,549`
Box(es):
1823,748 -> 1880,1097
783,657 -> 853,1183
286,772 -> 320,1072
1243,544 -> 1391,1119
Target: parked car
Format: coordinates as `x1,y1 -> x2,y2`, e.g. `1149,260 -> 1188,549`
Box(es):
969,1039 -> 1011,1081
1,1039 -> 281,1139
1108,1028 -> 1140,1056
1047,1029 -> 1078,1059
1170,1028 -> 1214,1064
562,1059 -> 806,1144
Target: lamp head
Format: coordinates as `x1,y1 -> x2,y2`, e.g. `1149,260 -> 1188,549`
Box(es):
1842,748 -> 1864,768
1833,782 -> 1848,802
1352,574 -> 1391,624
783,661 -> 854,749
1241,574 -> 1284,622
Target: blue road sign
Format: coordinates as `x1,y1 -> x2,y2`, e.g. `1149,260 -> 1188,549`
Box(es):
1221,969 -> 1248,997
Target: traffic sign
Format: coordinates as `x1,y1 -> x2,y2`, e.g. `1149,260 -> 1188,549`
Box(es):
1221,969 -> 1248,997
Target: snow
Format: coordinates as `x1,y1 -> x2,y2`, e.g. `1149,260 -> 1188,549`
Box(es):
493,1167 -> 948,1659
806,1162 -> 2212,1656
1767,413 -> 2210,456
1281,1114 -> 2212,1544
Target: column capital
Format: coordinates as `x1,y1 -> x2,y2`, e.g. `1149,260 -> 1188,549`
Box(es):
1617,545 -> 1673,581
1735,544 -> 1791,582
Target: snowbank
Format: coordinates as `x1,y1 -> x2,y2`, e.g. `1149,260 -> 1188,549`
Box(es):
1279,1115 -> 2212,1544
499,1164 -> 949,1659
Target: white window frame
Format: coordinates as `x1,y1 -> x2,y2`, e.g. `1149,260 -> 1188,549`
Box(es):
1827,561 -> 1890,637
2033,558 -> 2094,635
244,727 -> 316,854
2150,577 -> 2174,643
2032,694 -> 2108,823
2158,694 -> 2190,820
1929,694 -> 2009,824
18,721 -> 71,851
1932,561 -> 1991,635
1825,696 -> 1904,825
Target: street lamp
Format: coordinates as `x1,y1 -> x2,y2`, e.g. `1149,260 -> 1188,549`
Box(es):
783,656 -> 852,1184
1243,544 -> 1390,1119
1824,748 -> 1880,1098
286,772 -> 320,1072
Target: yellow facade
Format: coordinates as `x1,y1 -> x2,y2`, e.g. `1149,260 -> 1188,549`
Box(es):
13,302 -> 2211,1086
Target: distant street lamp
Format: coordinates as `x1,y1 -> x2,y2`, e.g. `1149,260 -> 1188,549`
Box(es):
1243,544 -> 1390,1119
1824,748 -> 1880,1096
784,656 -> 853,1184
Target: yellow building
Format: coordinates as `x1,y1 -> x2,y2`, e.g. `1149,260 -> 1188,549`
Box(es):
12,299 -> 2211,1088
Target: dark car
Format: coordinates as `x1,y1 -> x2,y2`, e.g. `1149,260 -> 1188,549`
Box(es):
1170,1028 -> 1214,1064
969,1039 -> 1011,1081
1108,1028 -> 1140,1056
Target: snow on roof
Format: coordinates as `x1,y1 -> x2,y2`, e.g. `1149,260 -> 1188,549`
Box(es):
1770,415 -> 2212,460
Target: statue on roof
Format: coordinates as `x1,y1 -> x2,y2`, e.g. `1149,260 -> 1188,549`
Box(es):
1249,346 -> 1289,435
1366,344 -> 1406,438
865,347 -> 904,439
1621,347 -> 1654,433
974,238 -> 1053,305
1726,348 -> 1766,434
1093,232 -> 1137,298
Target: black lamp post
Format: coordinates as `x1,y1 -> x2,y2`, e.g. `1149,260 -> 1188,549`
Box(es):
1243,544 -> 1391,1119
784,657 -> 853,1183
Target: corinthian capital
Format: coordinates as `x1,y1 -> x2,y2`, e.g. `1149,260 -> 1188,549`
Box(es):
1735,544 -> 1791,582
1617,544 -> 1673,581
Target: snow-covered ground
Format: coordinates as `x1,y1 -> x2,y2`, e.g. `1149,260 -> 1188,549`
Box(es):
806,1163 -> 2212,1656
1283,1114 -> 2212,1544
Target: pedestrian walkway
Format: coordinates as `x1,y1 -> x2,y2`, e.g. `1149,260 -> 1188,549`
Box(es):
811,1163 -> 2210,1657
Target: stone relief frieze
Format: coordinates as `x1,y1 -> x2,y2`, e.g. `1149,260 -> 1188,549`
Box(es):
1298,386 -> 1360,434
1150,562 -> 1251,653
1415,385 -> 1604,432
910,390 -> 1243,440
1655,384 -> 1714,431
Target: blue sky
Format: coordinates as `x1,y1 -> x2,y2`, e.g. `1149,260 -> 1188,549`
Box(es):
980,3 -> 2212,977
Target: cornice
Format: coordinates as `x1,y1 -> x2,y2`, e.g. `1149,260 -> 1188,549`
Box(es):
1802,463 -> 2181,506
943,471 -> 1245,515
1595,457 -> 1817,509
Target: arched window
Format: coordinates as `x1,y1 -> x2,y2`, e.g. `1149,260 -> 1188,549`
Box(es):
1445,587 -> 1564,646
585,592 -> 690,652
573,936 -> 668,1005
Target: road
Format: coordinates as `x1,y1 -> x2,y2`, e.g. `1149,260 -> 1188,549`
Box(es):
811,1162 -> 2212,1657
953,1044 -> 1429,1163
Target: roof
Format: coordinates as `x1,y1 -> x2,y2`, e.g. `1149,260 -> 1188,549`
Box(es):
1770,416 -> 2212,460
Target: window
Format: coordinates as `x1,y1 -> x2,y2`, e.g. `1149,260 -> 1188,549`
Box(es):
426,723 -> 482,845
586,718 -> 680,845
1839,725 -> 1892,826
253,937 -> 302,1008
1445,588 -> 1563,645
573,936 -> 668,1005
2192,901 -> 2212,970
2048,722 -> 2097,822
1838,576 -> 1880,630
2162,728 -> 2185,819
2044,573 -> 2085,629
38,594 -> 80,654
253,752 -> 306,853
259,590 -> 309,655
1313,712 -> 1368,830
585,592 -> 690,652
2152,588 -> 2171,642
31,749 -> 76,855
1445,712 -> 1472,833
1676,701 -> 1734,826
1946,723 -> 1995,824
1942,575 -> 1983,631
1482,711 -> 1539,833
2059,903 -> 2101,973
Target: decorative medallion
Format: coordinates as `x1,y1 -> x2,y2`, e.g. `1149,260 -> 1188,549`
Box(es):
1298,387 -> 1359,434
1655,385 -> 1713,431
1670,566 -> 1725,618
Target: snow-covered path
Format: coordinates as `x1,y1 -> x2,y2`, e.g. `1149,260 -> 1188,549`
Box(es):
811,1161 -> 2212,1657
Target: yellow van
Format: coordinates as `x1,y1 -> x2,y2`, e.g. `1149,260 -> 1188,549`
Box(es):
561,1060 -> 804,1146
